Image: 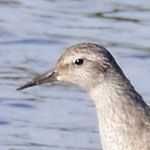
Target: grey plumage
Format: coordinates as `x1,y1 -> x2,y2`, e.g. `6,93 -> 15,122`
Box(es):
18,43 -> 150,150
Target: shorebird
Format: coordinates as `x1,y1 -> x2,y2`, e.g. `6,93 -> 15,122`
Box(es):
17,43 -> 150,150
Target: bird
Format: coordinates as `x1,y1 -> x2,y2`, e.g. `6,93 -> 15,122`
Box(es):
17,43 -> 150,150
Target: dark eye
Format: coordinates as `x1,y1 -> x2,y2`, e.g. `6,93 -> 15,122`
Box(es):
74,59 -> 84,65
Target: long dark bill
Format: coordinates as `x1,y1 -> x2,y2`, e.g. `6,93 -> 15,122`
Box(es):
17,69 -> 58,90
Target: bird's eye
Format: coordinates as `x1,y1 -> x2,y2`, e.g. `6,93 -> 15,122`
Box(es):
74,59 -> 84,65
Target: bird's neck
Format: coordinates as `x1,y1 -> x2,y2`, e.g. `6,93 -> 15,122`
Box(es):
89,76 -> 149,150
89,72 -> 148,121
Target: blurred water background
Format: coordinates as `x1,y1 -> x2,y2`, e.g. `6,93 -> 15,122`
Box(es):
0,0 -> 150,150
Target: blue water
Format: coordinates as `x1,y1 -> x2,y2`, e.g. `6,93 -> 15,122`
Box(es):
0,0 -> 150,150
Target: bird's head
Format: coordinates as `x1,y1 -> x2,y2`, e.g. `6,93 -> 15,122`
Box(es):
17,43 -> 120,91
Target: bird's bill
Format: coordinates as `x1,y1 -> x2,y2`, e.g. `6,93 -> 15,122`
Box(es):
17,69 -> 58,90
